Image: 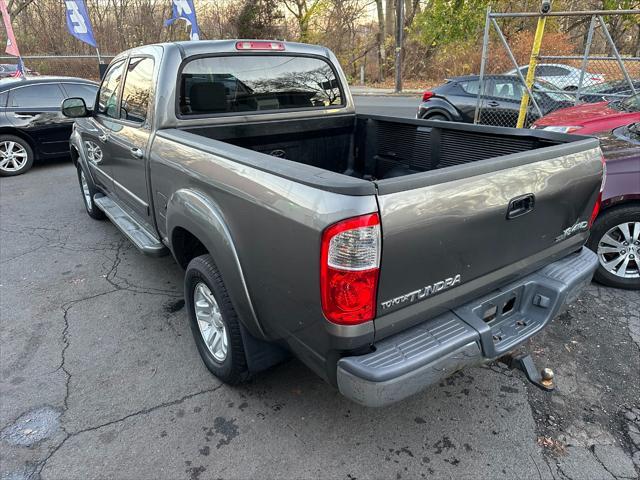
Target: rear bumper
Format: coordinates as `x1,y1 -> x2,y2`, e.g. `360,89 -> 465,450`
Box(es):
336,247 -> 598,407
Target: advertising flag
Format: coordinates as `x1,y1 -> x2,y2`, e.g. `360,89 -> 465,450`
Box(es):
0,0 -> 20,57
65,0 -> 97,48
165,0 -> 200,41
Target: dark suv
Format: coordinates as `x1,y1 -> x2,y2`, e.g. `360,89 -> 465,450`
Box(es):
0,76 -> 98,176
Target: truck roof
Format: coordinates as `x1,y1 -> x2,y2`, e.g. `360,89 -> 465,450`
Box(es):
116,40 -> 333,61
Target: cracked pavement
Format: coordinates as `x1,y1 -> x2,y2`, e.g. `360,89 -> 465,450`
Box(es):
1,158 -> 639,480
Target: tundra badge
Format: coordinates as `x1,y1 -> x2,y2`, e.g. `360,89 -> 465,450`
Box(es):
381,274 -> 462,310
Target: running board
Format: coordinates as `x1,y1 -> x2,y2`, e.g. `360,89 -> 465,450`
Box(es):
94,195 -> 168,257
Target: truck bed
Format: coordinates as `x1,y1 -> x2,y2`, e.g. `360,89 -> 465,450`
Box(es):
176,115 -> 602,341
181,113 -> 584,183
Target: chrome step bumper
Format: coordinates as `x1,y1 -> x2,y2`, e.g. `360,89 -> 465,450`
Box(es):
336,247 -> 598,407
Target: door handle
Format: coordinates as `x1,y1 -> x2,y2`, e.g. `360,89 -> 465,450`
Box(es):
14,113 -> 36,119
507,193 -> 535,219
130,147 -> 144,159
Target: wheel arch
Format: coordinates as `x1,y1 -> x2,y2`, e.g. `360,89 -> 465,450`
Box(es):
0,128 -> 37,158
166,188 -> 266,340
601,196 -> 640,213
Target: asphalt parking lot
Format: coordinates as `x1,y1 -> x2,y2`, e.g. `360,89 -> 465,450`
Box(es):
1,97 -> 639,480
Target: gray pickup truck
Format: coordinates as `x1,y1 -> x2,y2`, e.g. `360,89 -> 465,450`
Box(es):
62,40 -> 603,407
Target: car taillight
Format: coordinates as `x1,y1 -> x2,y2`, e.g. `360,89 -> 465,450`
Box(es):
235,41 -> 285,51
422,91 -> 434,102
588,155 -> 607,227
320,213 -> 381,325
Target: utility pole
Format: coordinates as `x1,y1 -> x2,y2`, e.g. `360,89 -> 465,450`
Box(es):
394,0 -> 404,92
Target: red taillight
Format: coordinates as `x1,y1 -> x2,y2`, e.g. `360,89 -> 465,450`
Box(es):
422,91 -> 434,102
589,155 -> 607,228
320,213 -> 381,325
235,41 -> 285,51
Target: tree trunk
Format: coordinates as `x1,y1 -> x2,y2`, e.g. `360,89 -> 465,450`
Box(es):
375,0 -> 385,82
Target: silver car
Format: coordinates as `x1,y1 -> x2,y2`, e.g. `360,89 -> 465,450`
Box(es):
505,63 -> 605,91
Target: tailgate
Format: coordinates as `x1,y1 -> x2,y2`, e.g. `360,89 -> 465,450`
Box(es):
374,142 -> 602,334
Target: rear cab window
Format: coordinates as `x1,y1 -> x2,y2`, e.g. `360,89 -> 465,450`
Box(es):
120,57 -> 155,124
178,55 -> 344,116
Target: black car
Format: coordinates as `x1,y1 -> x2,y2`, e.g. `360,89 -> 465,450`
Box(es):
578,79 -> 640,103
416,74 -> 575,127
0,76 -> 98,176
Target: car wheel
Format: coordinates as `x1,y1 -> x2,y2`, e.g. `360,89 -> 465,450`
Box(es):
0,135 -> 34,177
185,254 -> 250,384
427,113 -> 448,121
587,205 -> 640,290
76,163 -> 105,220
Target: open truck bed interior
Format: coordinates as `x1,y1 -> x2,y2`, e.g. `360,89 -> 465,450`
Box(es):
181,114 -> 585,181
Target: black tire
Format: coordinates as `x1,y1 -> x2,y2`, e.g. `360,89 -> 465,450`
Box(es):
587,205 -> 640,290
184,254 -> 250,384
76,163 -> 105,220
427,113 -> 448,121
0,134 -> 34,177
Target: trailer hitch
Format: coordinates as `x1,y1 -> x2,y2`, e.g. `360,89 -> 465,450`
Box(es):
499,351 -> 555,391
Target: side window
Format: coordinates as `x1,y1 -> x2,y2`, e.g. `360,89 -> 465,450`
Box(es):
459,80 -> 479,95
120,57 -> 154,124
0,91 -> 7,107
63,83 -> 98,109
97,60 -> 125,118
9,84 -> 65,108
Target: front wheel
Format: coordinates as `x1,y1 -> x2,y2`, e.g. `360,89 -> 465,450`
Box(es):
427,113 -> 449,121
0,135 -> 34,177
184,254 -> 250,384
76,164 -> 105,220
587,205 -> 640,290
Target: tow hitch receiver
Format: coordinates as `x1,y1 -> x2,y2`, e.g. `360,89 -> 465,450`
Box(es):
500,351 -> 555,391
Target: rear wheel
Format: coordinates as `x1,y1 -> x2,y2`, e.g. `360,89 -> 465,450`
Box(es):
587,205 -> 640,290
185,254 -> 250,384
427,113 -> 448,121
0,135 -> 34,177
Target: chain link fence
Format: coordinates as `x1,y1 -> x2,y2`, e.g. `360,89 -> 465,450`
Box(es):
474,9 -> 640,129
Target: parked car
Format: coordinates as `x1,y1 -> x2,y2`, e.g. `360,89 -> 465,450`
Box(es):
416,75 -> 574,127
63,41 -> 602,407
532,93 -> 640,134
586,122 -> 640,290
578,79 -> 640,103
0,63 -> 38,78
505,63 -> 605,91
0,76 -> 98,176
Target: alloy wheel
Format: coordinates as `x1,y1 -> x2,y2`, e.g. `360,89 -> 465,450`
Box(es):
597,221 -> 640,279
0,141 -> 28,173
193,282 -> 228,362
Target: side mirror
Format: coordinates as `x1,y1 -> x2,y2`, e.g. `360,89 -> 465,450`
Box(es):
62,97 -> 89,118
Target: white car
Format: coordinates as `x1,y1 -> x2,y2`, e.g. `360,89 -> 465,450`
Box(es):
505,63 -> 605,91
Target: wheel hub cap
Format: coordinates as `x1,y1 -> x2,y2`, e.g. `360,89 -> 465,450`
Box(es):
597,221 -> 640,279
0,141 -> 28,172
193,282 -> 228,361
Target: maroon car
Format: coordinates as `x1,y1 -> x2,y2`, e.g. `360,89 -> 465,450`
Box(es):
586,122 -> 640,289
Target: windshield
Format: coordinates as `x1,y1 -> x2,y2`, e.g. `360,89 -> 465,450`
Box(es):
179,55 -> 344,116
611,93 -> 640,112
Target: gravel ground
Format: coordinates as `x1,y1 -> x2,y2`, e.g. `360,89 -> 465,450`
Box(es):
1,158 -> 638,480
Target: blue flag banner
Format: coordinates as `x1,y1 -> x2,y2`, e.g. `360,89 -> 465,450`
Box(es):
65,0 -> 97,48
165,0 -> 200,41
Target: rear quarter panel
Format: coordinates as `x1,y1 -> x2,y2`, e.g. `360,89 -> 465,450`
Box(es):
150,131 -> 378,381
